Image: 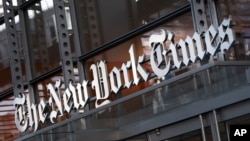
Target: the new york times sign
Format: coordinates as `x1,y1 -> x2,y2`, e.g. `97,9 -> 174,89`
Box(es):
14,18 -> 235,132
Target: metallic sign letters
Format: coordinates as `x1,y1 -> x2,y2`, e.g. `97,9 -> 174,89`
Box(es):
14,18 -> 235,132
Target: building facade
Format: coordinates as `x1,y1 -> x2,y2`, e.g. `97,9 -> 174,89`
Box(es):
0,0 -> 250,141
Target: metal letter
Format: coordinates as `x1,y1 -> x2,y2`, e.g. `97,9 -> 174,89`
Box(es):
50,110 -> 58,123
148,29 -> 167,44
149,29 -> 171,77
31,104 -> 39,132
63,89 -> 73,113
179,39 -> 190,66
14,94 -> 28,132
129,45 -> 141,85
121,61 -> 133,88
218,18 -> 235,53
20,94 -> 40,131
109,67 -> 123,94
169,43 -> 182,69
193,32 -> 206,60
90,61 -> 111,108
47,80 -> 64,123
69,82 -> 81,109
150,43 -> 171,77
137,55 -> 150,81
25,94 -> 35,130
205,25 -> 219,56
185,36 -> 197,63
38,99 -> 48,123
76,80 -> 89,110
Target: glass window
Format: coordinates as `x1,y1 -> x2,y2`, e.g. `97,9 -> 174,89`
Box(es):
0,95 -> 19,141
74,0 -> 189,53
167,129 -> 203,141
0,24 -> 12,92
26,0 -> 61,77
83,12 -> 193,110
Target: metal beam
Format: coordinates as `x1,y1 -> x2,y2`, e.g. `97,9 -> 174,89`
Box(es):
190,0 -> 208,34
67,0 -> 85,82
2,0 -> 24,97
199,114 -> 206,141
53,0 -> 75,85
17,0 -> 39,106
68,0 -> 90,113
209,110 -> 221,141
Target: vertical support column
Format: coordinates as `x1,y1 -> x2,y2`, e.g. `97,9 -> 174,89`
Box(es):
3,0 -> 24,97
67,0 -> 91,113
17,0 -> 38,104
225,122 -> 230,141
18,10 -> 34,79
53,0 -> 75,85
193,74 -> 198,90
199,114 -> 207,141
207,0 -> 225,61
190,0 -> 208,34
68,0 -> 86,82
49,130 -> 53,141
209,110 -> 221,141
207,0 -> 219,27
85,0 -> 102,49
68,123 -> 76,141
190,0 -> 210,64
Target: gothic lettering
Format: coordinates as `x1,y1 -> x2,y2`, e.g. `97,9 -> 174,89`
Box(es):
109,67 -> 122,94
14,17 -> 236,133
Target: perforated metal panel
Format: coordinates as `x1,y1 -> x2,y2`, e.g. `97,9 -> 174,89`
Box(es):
3,0 -> 24,96
53,0 -> 75,85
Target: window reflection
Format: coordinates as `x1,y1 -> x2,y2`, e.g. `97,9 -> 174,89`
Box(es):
27,0 -> 60,77
84,12 -> 193,110
167,129 -> 203,141
219,0 -> 250,61
0,96 -> 19,140
74,0 -> 189,53
0,29 -> 12,92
